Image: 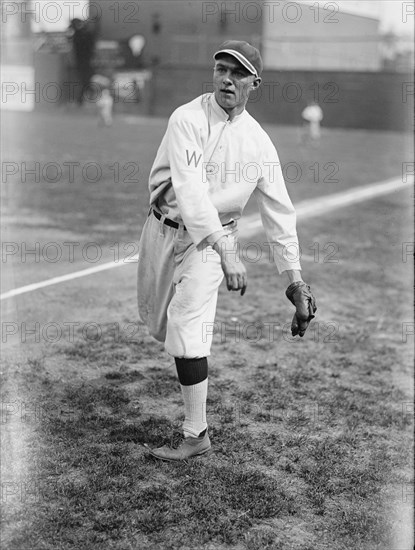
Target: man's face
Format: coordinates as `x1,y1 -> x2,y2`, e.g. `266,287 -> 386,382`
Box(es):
213,54 -> 260,114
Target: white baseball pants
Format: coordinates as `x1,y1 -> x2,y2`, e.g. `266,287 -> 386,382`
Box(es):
137,212 -> 237,358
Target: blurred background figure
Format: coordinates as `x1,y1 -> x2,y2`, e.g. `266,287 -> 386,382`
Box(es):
91,74 -> 114,126
301,101 -> 324,145
68,18 -> 96,105
128,35 -> 146,61
97,88 -> 114,126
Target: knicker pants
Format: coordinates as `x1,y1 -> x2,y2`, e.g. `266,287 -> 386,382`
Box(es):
137,212 -> 237,358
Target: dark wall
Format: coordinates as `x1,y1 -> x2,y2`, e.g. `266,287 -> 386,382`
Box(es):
147,66 -> 413,132
94,0 -> 262,66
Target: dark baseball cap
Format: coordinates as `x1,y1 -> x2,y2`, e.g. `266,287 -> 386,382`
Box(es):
213,40 -> 263,77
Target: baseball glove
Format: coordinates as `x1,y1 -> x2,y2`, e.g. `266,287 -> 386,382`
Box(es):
285,281 -> 317,337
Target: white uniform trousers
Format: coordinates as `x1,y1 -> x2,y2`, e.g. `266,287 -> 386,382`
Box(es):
137,211 -> 237,358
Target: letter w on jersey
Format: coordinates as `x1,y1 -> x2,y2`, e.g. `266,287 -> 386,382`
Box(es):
186,149 -> 202,168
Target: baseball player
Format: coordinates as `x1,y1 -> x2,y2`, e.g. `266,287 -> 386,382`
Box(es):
301,101 -> 323,143
138,41 -> 316,461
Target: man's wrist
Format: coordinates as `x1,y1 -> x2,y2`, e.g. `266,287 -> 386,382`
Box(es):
213,234 -> 241,264
284,269 -> 303,283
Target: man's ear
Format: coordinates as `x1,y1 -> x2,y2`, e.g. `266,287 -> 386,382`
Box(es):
252,77 -> 262,89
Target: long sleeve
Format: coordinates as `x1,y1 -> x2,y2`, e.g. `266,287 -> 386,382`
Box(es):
166,111 -> 224,246
253,136 -> 302,273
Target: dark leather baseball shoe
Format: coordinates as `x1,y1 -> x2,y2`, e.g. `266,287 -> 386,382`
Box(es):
144,431 -> 211,462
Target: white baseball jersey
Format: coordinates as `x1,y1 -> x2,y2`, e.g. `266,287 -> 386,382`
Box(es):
148,93 -> 301,273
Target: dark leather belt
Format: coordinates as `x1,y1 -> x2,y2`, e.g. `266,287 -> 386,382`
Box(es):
151,208 -> 185,229
151,208 -> 233,231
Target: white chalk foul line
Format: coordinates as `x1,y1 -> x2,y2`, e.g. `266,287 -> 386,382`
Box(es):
1,176 -> 413,300
0,257 -> 139,300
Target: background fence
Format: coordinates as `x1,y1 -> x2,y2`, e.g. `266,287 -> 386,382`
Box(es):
146,65 -> 413,132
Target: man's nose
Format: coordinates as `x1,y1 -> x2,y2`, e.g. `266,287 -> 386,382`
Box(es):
223,72 -> 233,84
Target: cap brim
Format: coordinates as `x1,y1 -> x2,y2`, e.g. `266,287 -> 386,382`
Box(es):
213,49 -> 258,77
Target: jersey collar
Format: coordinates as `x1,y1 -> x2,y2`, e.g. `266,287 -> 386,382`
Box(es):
209,93 -> 246,124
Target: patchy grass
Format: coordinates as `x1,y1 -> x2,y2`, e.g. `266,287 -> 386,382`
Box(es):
2,303 -> 412,550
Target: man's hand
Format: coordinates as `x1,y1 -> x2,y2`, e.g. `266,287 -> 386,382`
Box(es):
285,281 -> 317,337
213,235 -> 247,295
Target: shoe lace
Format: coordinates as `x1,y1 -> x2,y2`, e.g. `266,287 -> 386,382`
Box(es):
169,428 -> 185,449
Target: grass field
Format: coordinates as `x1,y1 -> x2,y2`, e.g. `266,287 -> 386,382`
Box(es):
1,108 -> 414,550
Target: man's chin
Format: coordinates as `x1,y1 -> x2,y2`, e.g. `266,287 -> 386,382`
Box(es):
215,92 -> 236,110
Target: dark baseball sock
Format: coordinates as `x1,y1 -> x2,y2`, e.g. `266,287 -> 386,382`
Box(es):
175,357 -> 208,386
